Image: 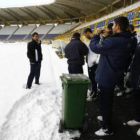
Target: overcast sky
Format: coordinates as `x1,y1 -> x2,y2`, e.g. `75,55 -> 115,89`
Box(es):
0,0 -> 55,8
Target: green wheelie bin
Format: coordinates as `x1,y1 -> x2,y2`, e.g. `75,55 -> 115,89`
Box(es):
59,74 -> 91,133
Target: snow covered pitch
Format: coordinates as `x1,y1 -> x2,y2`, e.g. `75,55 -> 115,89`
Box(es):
0,43 -> 87,140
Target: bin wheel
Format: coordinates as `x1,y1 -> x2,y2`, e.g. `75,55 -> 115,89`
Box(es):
59,119 -> 64,133
82,120 -> 88,132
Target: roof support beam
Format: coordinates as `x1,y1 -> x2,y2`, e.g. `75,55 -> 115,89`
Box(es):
24,7 -> 46,24
19,8 -> 45,24
53,3 -> 86,17
36,6 -> 54,20
7,9 -> 28,25
1,8 -> 20,23
19,7 -> 37,23
42,6 -> 64,23
99,0 -> 112,4
63,11 -> 74,19
0,14 -> 9,25
86,0 -> 108,7
56,0 -> 100,12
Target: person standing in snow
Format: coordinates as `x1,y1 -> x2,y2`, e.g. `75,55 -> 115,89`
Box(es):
65,32 -> 88,74
84,28 -> 100,101
26,32 -> 43,89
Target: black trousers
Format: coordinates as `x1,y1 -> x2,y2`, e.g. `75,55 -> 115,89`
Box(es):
117,76 -> 124,91
133,89 -> 140,122
68,64 -> 83,74
98,85 -> 115,132
88,64 -> 98,94
27,62 -> 41,88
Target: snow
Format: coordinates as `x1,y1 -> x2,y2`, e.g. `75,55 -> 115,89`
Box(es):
0,42 -> 88,140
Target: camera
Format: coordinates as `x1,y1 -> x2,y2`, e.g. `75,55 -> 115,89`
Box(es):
101,29 -> 105,34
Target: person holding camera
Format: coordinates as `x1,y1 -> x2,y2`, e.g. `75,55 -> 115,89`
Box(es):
90,17 -> 132,136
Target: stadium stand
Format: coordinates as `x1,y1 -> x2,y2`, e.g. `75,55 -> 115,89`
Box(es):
0,0 -> 139,44
55,2 -> 140,45
9,25 -> 36,41
0,26 -> 19,41
136,8 -> 140,28
25,25 -> 54,41
44,24 -> 74,40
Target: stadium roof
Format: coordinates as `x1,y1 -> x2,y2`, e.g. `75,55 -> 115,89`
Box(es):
0,0 -> 139,25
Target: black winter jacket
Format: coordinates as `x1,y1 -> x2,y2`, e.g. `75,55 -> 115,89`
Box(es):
65,38 -> 88,65
131,42 -> 140,90
27,39 -> 43,63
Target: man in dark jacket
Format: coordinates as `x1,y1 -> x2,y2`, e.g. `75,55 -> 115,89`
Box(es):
124,25 -> 138,93
127,42 -> 140,137
128,24 -> 138,56
65,32 -> 88,74
90,17 -> 132,136
26,32 -> 43,89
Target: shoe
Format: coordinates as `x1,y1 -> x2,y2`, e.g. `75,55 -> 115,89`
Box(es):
23,84 -> 31,89
127,120 -> 140,126
26,85 -> 31,89
35,82 -> 40,85
125,88 -> 132,93
95,128 -> 113,136
137,128 -> 140,136
87,93 -> 97,101
115,86 -> 120,92
116,91 -> 124,97
97,116 -> 103,121
87,90 -> 91,97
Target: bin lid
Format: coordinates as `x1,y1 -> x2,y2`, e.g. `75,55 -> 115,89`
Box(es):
60,73 -> 91,84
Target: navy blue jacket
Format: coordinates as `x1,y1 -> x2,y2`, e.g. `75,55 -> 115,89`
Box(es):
126,32 -> 138,72
131,32 -> 138,56
90,31 -> 132,88
65,38 -> 88,65
131,42 -> 140,90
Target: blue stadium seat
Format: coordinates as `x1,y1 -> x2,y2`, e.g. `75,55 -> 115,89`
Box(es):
26,34 -> 44,40
136,9 -> 140,27
97,20 -> 106,28
0,35 -> 9,40
108,15 -> 123,24
126,10 -> 136,24
90,25 -> 95,30
9,35 -> 26,40
43,34 -> 59,39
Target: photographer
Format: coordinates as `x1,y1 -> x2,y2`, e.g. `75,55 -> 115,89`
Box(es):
90,17 -> 132,136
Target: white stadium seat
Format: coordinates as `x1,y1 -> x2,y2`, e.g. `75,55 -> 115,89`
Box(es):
14,26 -> 36,35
